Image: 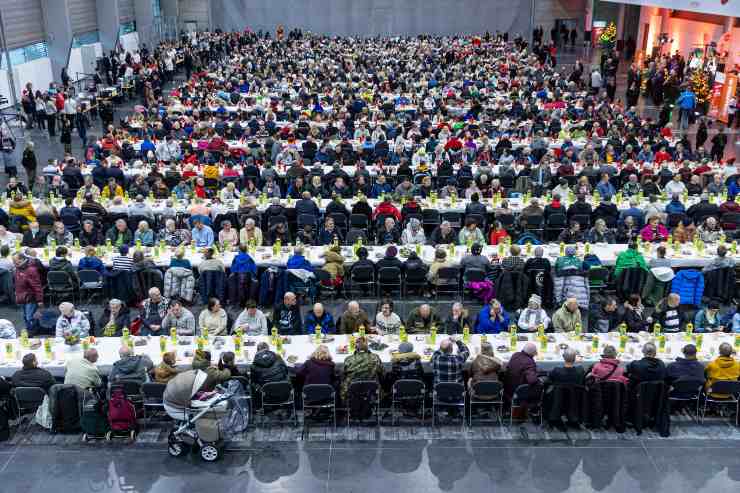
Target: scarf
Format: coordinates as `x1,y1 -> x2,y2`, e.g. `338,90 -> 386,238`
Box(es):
521,308 -> 544,326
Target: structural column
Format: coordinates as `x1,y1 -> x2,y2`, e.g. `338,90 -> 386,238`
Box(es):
616,3 -> 626,41
42,0 -> 73,83
97,0 -> 121,53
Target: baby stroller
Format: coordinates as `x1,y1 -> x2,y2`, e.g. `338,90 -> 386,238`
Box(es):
164,370 -> 248,462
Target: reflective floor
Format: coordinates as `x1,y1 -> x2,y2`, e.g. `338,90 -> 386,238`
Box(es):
1,439 -> 740,493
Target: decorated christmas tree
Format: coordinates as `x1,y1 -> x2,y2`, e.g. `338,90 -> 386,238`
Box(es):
689,69 -> 711,105
599,22 -> 617,50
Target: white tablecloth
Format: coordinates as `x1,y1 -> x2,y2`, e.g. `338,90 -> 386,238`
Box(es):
30,241 -> 737,269
0,331 -> 735,377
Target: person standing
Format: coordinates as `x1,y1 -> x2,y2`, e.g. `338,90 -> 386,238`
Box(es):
75,106 -> 89,149
675,86 -> 696,132
21,141 -> 38,188
45,95 -> 57,137
13,253 -> 44,331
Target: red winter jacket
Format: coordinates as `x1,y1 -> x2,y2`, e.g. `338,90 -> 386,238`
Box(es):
15,259 -> 44,304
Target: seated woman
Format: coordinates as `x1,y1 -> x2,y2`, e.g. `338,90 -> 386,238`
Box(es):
622,294 -> 648,332
469,342 -> 504,399
517,294 -> 551,332
400,218 -> 426,245
97,298 -> 131,336
640,216 -> 669,243
296,344 -> 336,387
374,299 -> 402,334
198,297 -> 229,335
134,220 -> 155,246
694,300 -> 723,332
585,218 -> 616,243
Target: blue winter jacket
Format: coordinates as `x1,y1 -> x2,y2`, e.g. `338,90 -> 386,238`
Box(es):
677,90 -> 696,110
671,269 -> 705,306
304,312 -> 335,334
475,305 -> 510,334
664,200 -> 686,215
286,255 -> 314,272
231,252 -> 257,275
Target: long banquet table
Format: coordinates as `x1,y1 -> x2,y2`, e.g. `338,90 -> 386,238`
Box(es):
28,240 -> 739,270
0,331 -> 736,377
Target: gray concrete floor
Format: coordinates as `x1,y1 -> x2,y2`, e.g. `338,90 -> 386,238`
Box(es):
1,439 -> 740,492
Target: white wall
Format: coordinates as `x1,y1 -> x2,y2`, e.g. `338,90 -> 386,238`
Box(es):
67,42 -> 103,81
119,32 -> 140,55
2,57 -> 55,107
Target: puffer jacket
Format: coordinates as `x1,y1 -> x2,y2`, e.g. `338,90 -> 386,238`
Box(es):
670,269 -> 704,306
251,350 -> 288,387
390,352 -> 424,382
109,354 -> 153,385
154,362 -> 179,383
323,250 -> 345,279
164,266 -> 196,302
588,358 -> 629,385
14,258 -> 44,304
553,274 -> 589,308
470,354 -> 503,386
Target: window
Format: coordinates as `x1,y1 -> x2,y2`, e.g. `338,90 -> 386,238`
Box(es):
0,42 -> 49,70
152,0 -> 162,19
119,21 -> 137,36
72,31 -> 100,49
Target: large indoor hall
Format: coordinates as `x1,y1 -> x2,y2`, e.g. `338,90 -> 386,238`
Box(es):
0,0 -> 739,492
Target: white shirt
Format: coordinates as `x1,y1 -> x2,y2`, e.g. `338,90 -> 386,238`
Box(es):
64,98 -> 77,115
664,180 -> 687,196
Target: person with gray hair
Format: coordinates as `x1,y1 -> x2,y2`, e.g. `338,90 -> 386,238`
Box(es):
625,342 -> 666,386
108,344 -> 154,385
401,217 -> 426,245
504,342 -> 541,404
55,302 -> 91,339
158,218 -> 191,247
431,336 -> 470,386
547,347 -> 584,385
429,220 -> 457,245
240,216 -> 264,246
64,348 -> 102,390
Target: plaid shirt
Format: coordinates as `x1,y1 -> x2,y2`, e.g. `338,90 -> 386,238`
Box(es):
501,255 -> 525,271
432,340 -> 470,385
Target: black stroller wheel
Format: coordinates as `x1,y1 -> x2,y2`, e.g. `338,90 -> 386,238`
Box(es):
168,441 -> 189,457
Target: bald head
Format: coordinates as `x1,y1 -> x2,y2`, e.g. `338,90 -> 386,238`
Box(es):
84,349 -> 99,363
523,343 -> 537,357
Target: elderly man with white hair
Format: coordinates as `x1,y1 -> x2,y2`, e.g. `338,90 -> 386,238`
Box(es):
239,217 -> 263,246
55,302 -> 91,339
158,218 -> 191,247
339,300 -> 372,334
64,348 -> 102,390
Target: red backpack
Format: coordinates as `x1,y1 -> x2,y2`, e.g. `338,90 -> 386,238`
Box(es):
107,388 -> 137,433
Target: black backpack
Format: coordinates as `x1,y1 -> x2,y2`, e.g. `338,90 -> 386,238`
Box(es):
52,385 -> 81,433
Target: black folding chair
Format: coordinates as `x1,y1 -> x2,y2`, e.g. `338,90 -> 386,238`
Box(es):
141,382 -> 167,427
346,265 -> 375,297
468,381 -> 504,427
78,269 -> 104,308
302,384 -> 336,429
378,266 -> 402,297
346,380 -> 380,428
47,270 -> 76,305
432,382 -> 466,429
510,383 -> 544,426
12,386 -> 46,433
260,381 -> 297,426
436,266 -> 461,299
391,379 -> 425,425
668,379 -> 704,421
701,380 -> 740,426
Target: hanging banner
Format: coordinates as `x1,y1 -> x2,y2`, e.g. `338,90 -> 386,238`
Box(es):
718,74 -> 737,124
708,72 -> 726,120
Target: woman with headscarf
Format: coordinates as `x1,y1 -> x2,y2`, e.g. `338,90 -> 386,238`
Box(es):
400,217 -> 426,245
517,294 -> 551,332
